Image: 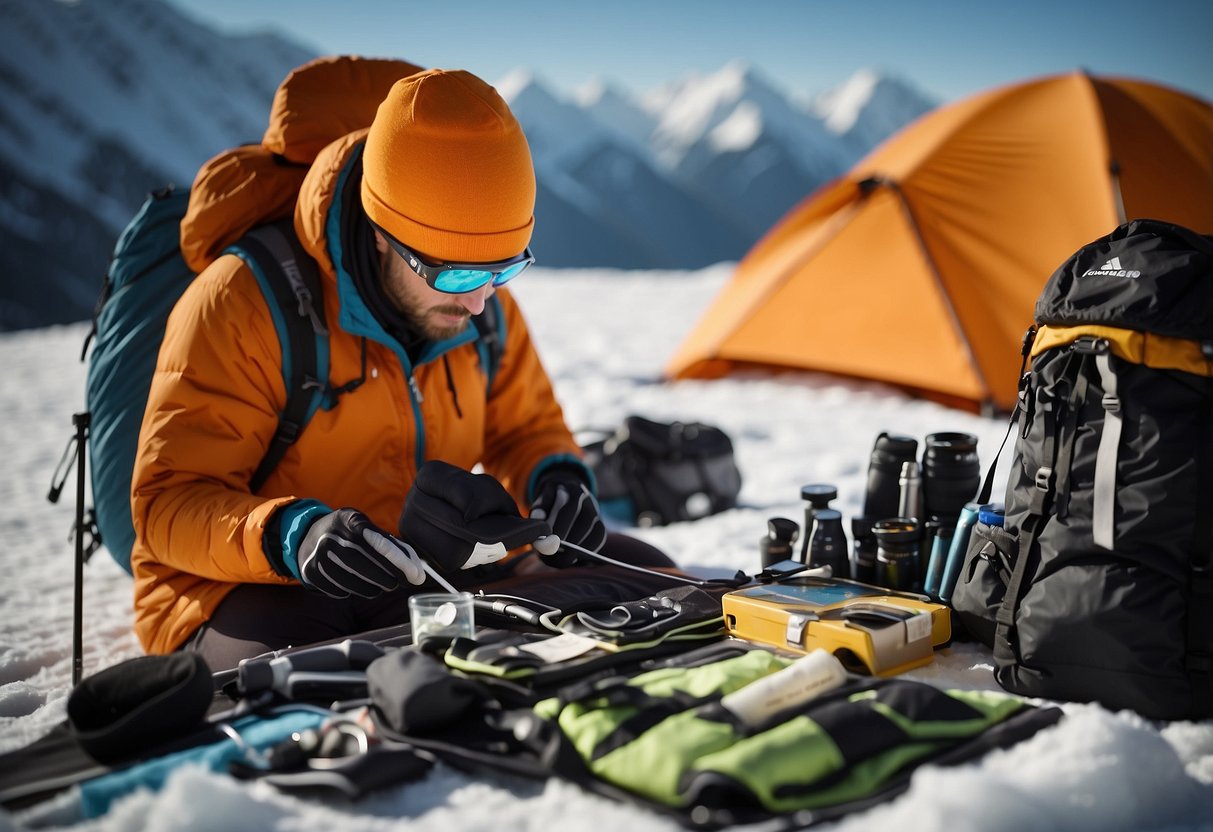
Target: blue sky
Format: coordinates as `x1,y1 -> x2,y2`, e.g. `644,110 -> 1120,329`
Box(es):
167,0 -> 1213,104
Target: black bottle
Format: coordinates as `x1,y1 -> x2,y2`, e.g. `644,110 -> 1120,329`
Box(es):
798,484 -> 837,562
759,517 -> 800,569
807,508 -> 850,579
862,433 -> 919,524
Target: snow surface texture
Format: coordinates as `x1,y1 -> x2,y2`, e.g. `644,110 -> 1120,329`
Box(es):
1,266 -> 1211,830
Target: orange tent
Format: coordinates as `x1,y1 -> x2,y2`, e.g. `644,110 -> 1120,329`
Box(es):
665,72 -> 1213,412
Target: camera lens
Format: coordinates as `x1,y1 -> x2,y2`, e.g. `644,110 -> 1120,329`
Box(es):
851,516 -> 877,584
862,433 -> 918,523
921,432 -> 980,522
872,517 -> 922,591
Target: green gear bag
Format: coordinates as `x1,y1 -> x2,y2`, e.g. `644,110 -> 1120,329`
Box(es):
527,649 -> 1062,827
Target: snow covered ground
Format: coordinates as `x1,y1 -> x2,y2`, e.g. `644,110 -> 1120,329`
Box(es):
1,265 -> 1211,830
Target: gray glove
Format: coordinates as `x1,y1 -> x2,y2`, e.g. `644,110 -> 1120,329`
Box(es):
297,508 -> 426,599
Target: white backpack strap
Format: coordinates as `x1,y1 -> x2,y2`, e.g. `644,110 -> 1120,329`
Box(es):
1092,353 -> 1122,550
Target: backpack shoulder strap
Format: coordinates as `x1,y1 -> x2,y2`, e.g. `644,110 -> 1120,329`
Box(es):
471,293 -> 506,392
225,221 -> 328,493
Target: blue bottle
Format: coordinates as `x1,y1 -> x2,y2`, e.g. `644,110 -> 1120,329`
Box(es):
938,501 -> 983,603
922,523 -> 954,601
979,503 -> 1005,528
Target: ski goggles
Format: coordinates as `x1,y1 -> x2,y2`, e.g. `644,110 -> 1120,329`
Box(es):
372,221 -> 535,294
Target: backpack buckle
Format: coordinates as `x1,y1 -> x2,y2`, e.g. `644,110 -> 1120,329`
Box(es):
1034,467 -> 1054,492
1071,336 -> 1109,355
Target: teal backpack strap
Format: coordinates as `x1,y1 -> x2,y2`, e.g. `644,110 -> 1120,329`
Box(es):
226,221 -> 329,494
471,293 -> 506,392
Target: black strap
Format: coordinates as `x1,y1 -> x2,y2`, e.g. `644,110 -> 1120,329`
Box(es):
233,222 -> 327,494
1187,382 -> 1213,716
970,327 -> 1037,508
1051,357 -> 1087,521
993,383 -> 1061,666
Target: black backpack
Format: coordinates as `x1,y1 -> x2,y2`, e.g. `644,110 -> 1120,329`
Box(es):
583,415 -> 742,527
952,218 -> 1213,720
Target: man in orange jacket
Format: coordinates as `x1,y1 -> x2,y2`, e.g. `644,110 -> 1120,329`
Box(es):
130,65 -> 675,669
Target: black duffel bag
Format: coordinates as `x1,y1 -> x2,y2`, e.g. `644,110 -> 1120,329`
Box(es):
583,415 -> 742,527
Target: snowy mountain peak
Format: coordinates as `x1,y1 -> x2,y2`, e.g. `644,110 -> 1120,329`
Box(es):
0,4 -> 937,330
651,59 -> 846,174
496,67 -> 621,166
494,67 -> 545,102
813,69 -> 938,147
814,68 -> 882,133
573,76 -> 657,152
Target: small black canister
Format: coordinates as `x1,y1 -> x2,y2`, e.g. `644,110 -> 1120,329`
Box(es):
807,508 -> 850,579
759,517 -> 800,569
798,484 -> 838,562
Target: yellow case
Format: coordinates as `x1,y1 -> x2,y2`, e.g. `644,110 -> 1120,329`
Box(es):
722,578 -> 951,676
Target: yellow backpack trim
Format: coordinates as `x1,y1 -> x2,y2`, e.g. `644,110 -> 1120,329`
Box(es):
1033,325 -> 1213,378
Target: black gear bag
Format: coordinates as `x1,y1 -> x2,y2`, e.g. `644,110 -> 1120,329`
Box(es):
952,218 -> 1213,720
583,415 -> 742,527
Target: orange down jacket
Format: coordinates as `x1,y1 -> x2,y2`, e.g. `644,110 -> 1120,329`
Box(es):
129,126 -> 584,654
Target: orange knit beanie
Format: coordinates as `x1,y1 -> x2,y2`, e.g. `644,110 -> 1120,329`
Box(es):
361,69 -> 535,263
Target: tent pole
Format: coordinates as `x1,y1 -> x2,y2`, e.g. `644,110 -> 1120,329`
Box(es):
1109,160 -> 1127,225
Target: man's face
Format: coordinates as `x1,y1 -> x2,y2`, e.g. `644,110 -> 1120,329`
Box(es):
374,230 -> 495,341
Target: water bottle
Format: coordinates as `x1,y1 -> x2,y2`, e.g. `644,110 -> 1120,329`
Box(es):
938,501 -> 983,603
922,522 -> 954,600
979,503 -> 1005,528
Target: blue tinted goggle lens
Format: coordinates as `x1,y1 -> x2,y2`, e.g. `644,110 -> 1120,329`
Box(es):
433,269 -> 495,293
492,259 -> 530,286
431,258 -> 531,293
373,220 -> 535,294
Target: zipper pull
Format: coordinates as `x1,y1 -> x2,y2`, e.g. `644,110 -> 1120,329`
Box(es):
408,375 -> 424,404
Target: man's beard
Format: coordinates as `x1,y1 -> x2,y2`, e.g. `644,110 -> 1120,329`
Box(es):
411,305 -> 471,341
380,250 -> 471,340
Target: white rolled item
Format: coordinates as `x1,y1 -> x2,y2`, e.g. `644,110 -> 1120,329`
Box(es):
719,649 -> 848,727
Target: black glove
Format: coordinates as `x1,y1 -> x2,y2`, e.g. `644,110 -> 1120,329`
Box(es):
529,470 -> 607,567
400,460 -> 551,577
297,508 -> 426,599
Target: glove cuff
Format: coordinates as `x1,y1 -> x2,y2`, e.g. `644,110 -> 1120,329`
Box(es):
527,456 -> 595,503
276,499 -> 333,580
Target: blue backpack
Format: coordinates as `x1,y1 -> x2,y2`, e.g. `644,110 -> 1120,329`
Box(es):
51,185 -> 504,575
